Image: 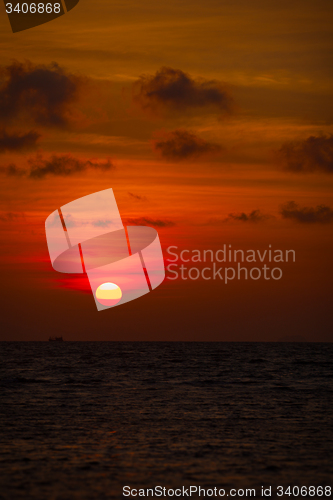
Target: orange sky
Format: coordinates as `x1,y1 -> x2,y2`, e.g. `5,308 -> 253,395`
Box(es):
0,0 -> 332,340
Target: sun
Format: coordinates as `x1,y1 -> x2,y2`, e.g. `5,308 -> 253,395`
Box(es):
95,282 -> 122,307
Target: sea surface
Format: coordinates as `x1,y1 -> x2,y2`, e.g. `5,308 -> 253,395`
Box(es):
0,342 -> 332,500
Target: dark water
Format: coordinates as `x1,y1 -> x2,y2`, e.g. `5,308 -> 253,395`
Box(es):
0,342 -> 332,500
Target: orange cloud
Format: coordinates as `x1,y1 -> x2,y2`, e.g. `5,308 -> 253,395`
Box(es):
153,129 -> 222,161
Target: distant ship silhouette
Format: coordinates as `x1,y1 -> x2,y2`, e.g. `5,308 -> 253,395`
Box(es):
49,336 -> 64,342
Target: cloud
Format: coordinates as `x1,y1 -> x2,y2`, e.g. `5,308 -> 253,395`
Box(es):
280,201 -> 333,223
226,210 -> 272,223
125,217 -> 175,228
0,154 -> 114,179
205,210 -> 272,225
133,67 -> 233,115
91,219 -> 112,228
128,192 -> 147,201
0,211 -> 25,222
28,154 -> 114,179
278,134 -> 333,173
0,130 -> 40,153
0,163 -> 26,176
0,61 -> 82,127
153,129 -> 222,161
61,215 -> 113,229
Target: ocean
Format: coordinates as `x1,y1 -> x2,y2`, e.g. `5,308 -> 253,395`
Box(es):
0,342 -> 332,499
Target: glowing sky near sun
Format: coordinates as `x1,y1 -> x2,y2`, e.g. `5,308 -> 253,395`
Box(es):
0,0 -> 332,340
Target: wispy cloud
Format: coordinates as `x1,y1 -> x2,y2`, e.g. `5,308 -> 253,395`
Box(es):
91,219 -> 112,228
153,129 -> 222,161
0,130 -> 40,153
28,154 -> 114,179
63,216 -> 113,229
278,134 -> 333,173
226,210 -> 272,223
0,211 -> 25,222
128,192 -> 147,201
205,209 -> 273,225
125,217 -> 175,228
1,154 -> 115,179
0,163 -> 26,176
280,201 -> 333,223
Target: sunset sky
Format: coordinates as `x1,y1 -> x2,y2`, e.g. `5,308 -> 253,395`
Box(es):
0,0 -> 332,341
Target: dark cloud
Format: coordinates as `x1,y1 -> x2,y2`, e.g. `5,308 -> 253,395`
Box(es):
0,130 -> 40,153
1,154 -> 114,179
128,192 -> 147,201
125,217 -> 175,228
28,154 -> 114,179
226,210 -> 272,223
62,216 -> 113,229
0,61 -> 82,127
154,129 -> 222,161
91,219 -> 112,228
0,163 -> 26,176
204,210 -> 273,226
280,201 -> 333,224
0,211 -> 25,222
278,134 -> 333,173
134,67 -> 233,115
